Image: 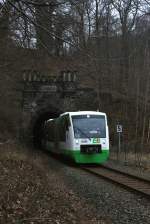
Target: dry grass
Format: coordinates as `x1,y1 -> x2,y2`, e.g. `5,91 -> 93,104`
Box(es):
109,150 -> 150,171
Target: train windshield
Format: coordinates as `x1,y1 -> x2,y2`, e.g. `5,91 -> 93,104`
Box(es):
72,115 -> 106,138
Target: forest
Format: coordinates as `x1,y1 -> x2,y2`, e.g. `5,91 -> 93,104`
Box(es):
0,0 -> 150,164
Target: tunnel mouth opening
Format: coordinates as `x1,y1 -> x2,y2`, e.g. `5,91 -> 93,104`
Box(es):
33,110 -> 62,148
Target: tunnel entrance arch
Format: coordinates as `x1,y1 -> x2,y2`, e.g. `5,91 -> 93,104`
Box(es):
20,70 -> 78,145
20,70 -> 98,145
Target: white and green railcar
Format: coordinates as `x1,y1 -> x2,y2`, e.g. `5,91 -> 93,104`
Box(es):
44,111 -> 109,164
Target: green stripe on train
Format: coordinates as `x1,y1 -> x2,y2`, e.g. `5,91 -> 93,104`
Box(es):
62,149 -> 109,164
46,142 -> 109,163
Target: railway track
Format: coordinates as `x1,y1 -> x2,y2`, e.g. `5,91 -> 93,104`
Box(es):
81,165 -> 150,199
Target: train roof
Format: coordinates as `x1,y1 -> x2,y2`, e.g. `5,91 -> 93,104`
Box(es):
60,111 -> 106,117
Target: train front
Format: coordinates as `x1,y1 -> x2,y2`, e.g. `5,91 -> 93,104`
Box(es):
70,112 -> 109,164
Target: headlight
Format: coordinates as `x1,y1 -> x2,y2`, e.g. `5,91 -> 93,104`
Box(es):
75,139 -> 79,144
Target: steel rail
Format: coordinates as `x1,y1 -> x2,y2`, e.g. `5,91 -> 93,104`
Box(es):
81,165 -> 150,199
100,164 -> 150,184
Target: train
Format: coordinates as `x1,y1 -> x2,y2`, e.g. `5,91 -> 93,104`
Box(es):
42,111 -> 109,164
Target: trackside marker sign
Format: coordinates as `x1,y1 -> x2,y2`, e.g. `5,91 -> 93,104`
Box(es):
117,125 -> 122,133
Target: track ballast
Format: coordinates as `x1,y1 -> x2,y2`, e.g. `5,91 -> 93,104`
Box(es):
81,165 -> 150,199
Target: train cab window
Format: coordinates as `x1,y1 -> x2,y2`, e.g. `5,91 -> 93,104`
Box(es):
72,115 -> 106,138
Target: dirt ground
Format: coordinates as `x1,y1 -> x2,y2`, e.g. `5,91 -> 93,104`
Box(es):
0,142 -> 109,224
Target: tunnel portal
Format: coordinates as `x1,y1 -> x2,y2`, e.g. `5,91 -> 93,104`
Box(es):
20,70 -> 96,145
20,70 -> 78,145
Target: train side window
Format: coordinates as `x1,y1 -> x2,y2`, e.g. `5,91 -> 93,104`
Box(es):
59,114 -> 71,141
64,115 -> 71,131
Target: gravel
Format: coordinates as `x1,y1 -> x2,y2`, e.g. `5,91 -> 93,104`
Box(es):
0,144 -> 150,224
48,156 -> 150,224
